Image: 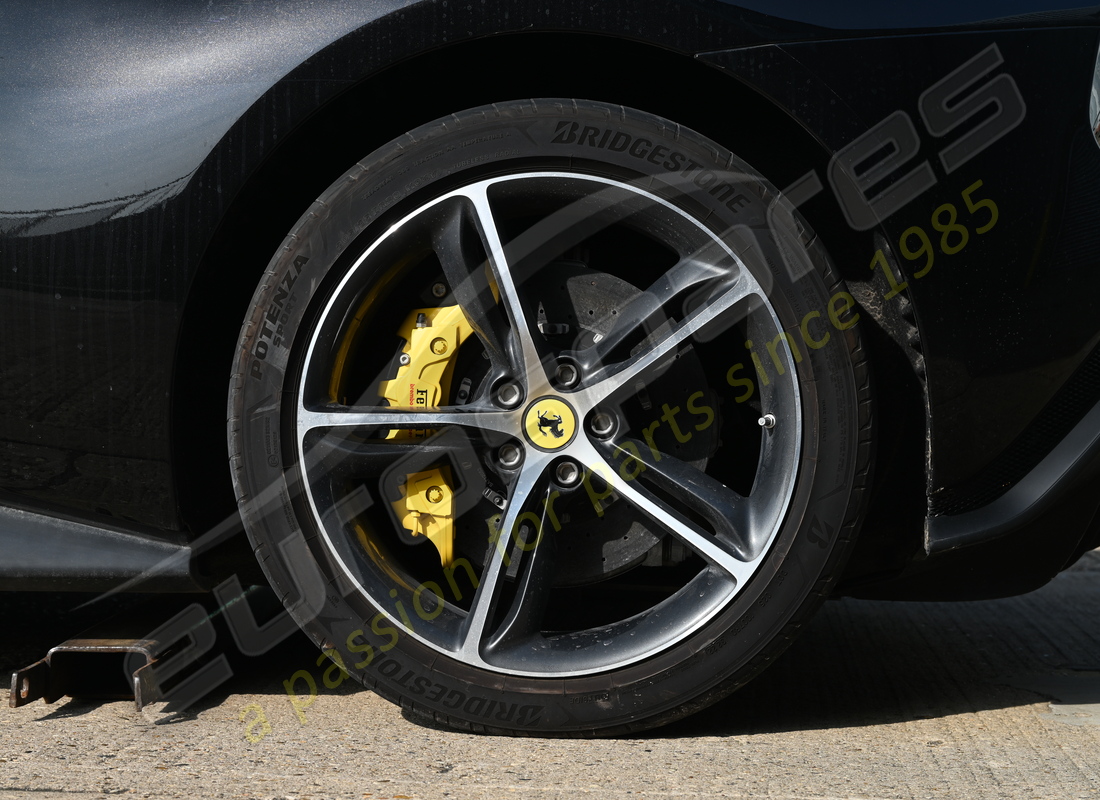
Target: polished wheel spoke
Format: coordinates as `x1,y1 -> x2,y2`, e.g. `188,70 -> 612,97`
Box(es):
576,270 -> 759,407
457,453 -> 549,661
301,435 -> 463,477
573,252 -> 738,375
297,403 -> 515,438
570,439 -> 756,584
432,201 -> 511,373
464,185 -> 547,389
485,483 -> 559,652
606,438 -> 756,560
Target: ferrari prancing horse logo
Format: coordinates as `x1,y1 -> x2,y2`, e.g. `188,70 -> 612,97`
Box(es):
537,410 -> 565,438
523,397 -> 576,451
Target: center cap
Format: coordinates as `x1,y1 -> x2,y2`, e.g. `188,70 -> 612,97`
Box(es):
522,396 -> 578,451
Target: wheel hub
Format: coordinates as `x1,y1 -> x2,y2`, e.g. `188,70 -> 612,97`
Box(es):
522,396 -> 577,451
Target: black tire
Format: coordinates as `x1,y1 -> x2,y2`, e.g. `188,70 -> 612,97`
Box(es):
228,99 -> 872,736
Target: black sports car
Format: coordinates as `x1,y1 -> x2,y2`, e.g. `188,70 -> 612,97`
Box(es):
4,0 -> 1100,735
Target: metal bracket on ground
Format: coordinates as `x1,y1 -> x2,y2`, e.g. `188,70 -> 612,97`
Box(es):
9,635 -> 164,711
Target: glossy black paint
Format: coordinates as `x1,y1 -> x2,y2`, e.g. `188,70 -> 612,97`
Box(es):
1,0 -> 1099,594
704,28 -> 1100,492
721,0 -> 1100,29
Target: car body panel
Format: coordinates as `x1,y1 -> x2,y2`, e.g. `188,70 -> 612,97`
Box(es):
703,28 -> 1100,501
718,0 -> 1100,30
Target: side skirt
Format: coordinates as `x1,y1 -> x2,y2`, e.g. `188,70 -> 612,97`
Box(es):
0,505 -> 200,592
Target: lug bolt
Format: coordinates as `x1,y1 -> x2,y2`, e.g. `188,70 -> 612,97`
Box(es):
555,460 -> 581,487
426,486 -> 444,503
431,337 -> 448,355
432,282 -> 447,298
589,411 -> 616,439
495,382 -> 523,409
555,361 -> 579,389
498,443 -> 523,469
758,414 -> 776,429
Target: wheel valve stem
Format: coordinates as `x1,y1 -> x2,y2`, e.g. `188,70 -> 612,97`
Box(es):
758,414 -> 776,429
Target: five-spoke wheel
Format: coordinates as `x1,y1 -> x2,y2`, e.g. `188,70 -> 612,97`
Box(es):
230,100 -> 870,734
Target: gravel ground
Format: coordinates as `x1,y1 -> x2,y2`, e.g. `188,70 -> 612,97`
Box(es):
3,553 -> 1100,799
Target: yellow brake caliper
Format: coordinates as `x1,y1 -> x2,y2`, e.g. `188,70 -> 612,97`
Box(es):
396,468 -> 457,567
378,304 -> 473,567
